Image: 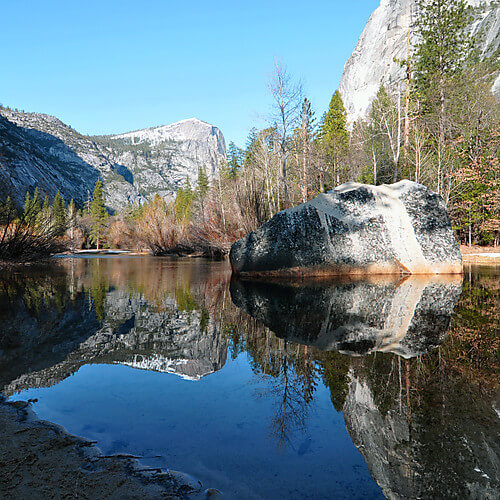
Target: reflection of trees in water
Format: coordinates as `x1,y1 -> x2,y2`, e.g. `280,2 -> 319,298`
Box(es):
0,259 -> 497,495
342,268 -> 499,499
223,267 -> 498,493
224,313 -> 350,447
255,342 -> 320,449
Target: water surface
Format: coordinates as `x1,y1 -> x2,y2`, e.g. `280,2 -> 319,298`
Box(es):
1,257 -> 498,499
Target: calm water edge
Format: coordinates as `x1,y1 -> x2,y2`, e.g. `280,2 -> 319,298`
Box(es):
1,257 -> 498,499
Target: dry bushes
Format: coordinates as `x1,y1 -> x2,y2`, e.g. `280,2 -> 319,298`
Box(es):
0,206 -> 66,261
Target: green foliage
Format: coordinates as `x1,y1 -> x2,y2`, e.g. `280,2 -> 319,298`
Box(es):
89,180 -> 108,249
0,196 -> 16,223
227,142 -> 243,178
196,166 -> 209,197
38,195 -> 52,227
175,285 -> 199,311
32,187 -> 41,214
24,191 -> 31,216
320,90 -> 349,176
52,190 -> 66,236
317,352 -> 350,412
414,0 -> 474,104
174,178 -> 195,219
24,187 -> 41,220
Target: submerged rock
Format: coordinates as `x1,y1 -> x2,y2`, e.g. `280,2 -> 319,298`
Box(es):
229,180 -> 462,277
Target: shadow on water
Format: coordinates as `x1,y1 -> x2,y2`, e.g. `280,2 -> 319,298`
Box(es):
0,257 -> 498,499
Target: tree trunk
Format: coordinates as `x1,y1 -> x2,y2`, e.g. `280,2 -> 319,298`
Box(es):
302,128 -> 307,203
403,66 -> 411,174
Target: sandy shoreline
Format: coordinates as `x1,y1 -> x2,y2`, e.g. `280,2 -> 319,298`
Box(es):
460,245 -> 500,265
0,396 -> 211,499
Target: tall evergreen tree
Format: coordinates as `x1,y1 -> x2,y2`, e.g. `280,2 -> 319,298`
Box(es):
24,191 -> 32,218
197,166 -> 209,197
1,196 -> 16,224
227,142 -> 243,178
414,0 -> 474,194
89,181 -> 108,250
25,187 -> 42,221
174,178 -> 195,220
321,90 -> 349,186
39,195 -> 51,227
414,0 -> 473,100
52,190 -> 66,235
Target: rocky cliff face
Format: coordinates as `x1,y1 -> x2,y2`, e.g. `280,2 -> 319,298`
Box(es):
339,0 -> 500,122
0,108 -> 225,211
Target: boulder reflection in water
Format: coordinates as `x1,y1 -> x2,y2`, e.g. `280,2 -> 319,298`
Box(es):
230,275 -> 463,358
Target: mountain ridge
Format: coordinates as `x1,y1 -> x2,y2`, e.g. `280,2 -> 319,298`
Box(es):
0,107 -> 226,211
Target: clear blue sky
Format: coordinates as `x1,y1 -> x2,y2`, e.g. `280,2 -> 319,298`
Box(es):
0,0 -> 378,147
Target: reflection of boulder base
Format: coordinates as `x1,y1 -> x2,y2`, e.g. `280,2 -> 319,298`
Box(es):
230,275 -> 462,358
230,181 -> 462,277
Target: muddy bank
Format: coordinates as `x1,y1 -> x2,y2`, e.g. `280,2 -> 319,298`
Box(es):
0,396 -> 212,499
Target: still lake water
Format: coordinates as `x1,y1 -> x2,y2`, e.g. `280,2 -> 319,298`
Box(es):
1,257 -> 498,499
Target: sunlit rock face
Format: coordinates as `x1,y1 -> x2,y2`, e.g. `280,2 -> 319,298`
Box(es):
230,181 -> 462,277
0,109 -> 225,211
339,0 -> 500,123
343,372 -> 500,498
230,275 -> 462,357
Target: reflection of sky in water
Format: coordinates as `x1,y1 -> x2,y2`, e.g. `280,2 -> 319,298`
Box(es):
3,258 -> 499,499
13,360 -> 382,499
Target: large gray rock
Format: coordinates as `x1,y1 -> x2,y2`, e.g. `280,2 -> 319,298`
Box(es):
230,180 -> 462,276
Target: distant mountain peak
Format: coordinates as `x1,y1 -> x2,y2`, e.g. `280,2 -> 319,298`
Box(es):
0,108 -> 226,210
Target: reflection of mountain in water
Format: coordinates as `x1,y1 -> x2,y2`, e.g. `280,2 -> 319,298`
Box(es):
0,260 -> 229,396
343,367 -> 499,499
1,258 -> 497,498
231,276 -> 463,358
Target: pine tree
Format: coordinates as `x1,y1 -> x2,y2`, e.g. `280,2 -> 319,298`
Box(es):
197,166 -> 209,197
174,178 -> 196,220
298,98 -> 316,202
52,190 -> 66,236
89,181 -> 108,250
24,187 -> 41,221
0,196 -> 16,224
321,90 -> 349,187
32,187 -> 41,215
227,142 -> 242,178
414,0 -> 473,99
5,196 -> 15,218
24,191 -> 32,218
39,195 -> 51,227
414,0 -> 474,194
